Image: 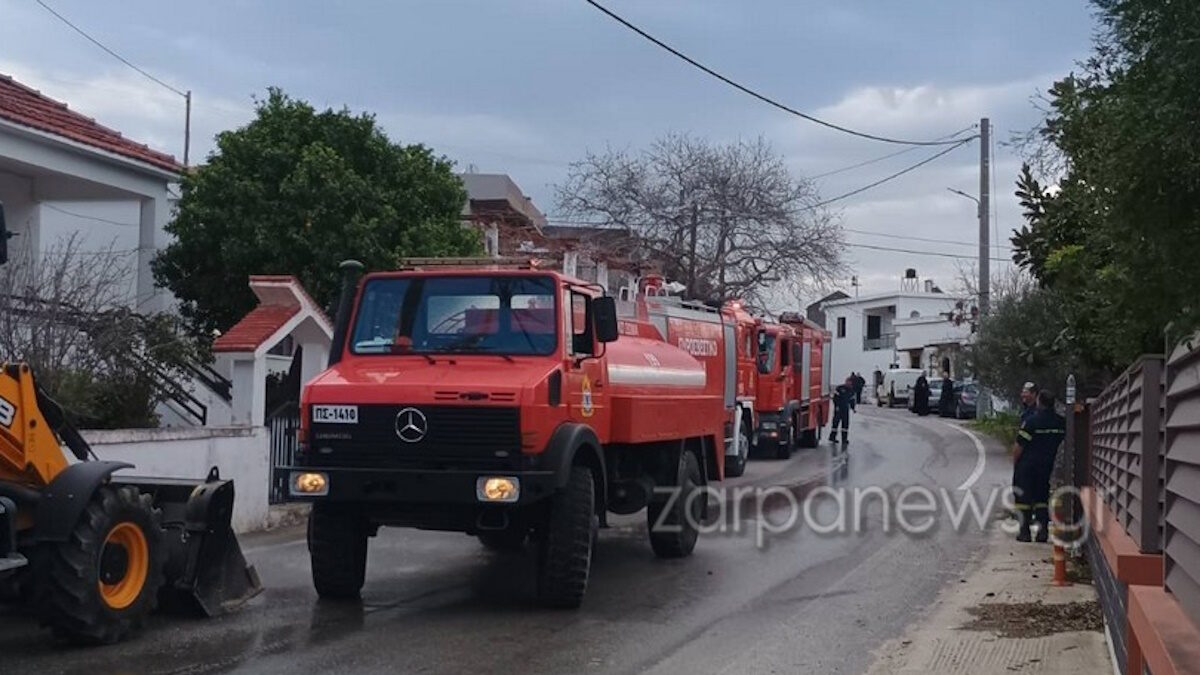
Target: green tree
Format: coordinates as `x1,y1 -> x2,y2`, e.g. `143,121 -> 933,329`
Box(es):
154,89 -> 479,336
1011,0 -> 1200,372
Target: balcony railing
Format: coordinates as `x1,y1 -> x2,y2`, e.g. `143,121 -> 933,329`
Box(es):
863,333 -> 896,351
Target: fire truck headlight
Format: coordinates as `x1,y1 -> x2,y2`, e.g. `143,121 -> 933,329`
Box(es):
477,476 -> 520,503
291,471 -> 329,496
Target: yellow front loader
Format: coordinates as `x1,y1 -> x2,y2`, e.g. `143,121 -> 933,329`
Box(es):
0,363 -> 262,644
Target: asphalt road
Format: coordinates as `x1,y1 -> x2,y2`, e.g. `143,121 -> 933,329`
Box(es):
1,405 -> 1011,675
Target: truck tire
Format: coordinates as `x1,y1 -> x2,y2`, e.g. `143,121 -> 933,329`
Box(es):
647,450 -> 702,559
35,485 -> 165,645
776,424 -> 794,460
800,426 -> 818,448
537,466 -> 596,608
725,423 -> 750,478
308,504 -> 369,600
478,528 -> 527,552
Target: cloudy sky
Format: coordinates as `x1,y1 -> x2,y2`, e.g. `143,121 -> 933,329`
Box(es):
1,0 -> 1097,304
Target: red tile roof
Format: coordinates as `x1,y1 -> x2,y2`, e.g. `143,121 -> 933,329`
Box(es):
213,305 -> 299,353
0,73 -> 182,173
248,275 -> 331,326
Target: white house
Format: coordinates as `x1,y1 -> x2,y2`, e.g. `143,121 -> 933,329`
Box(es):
0,73 -> 181,313
821,272 -> 973,389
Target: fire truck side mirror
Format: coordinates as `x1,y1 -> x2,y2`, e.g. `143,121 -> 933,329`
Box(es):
593,296 -> 619,343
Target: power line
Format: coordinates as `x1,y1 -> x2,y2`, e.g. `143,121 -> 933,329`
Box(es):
43,203 -> 138,228
805,138 -> 975,209
584,0 -> 968,147
846,240 -> 1010,263
844,227 -> 1012,251
33,0 -> 187,98
808,125 -> 978,180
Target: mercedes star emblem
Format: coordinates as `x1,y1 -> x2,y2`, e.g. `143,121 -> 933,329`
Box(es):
394,407 -> 428,443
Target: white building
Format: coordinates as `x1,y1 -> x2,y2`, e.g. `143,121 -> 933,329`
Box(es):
820,273 -> 973,389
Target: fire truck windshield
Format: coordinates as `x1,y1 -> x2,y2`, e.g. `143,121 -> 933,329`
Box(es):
350,275 -> 558,356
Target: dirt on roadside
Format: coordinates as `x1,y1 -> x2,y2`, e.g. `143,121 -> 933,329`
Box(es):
961,601 -> 1104,638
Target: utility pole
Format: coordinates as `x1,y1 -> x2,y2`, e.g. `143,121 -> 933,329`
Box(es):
977,117 -> 991,419
184,90 -> 192,168
978,117 -> 990,317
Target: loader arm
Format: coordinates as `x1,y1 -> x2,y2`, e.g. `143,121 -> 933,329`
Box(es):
0,363 -> 71,487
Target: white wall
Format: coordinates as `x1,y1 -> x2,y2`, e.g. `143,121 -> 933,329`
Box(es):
824,293 -> 965,392
894,317 -> 972,352
825,303 -> 896,387
83,426 -> 269,533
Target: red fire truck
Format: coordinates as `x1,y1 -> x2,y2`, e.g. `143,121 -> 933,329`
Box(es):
780,312 -> 833,447
748,313 -> 833,458
284,260 -> 746,608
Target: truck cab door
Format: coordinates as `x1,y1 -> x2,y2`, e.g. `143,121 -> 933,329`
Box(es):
564,289 -> 606,429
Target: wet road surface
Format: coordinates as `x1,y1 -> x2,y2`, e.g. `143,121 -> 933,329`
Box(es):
1,407 -> 1011,674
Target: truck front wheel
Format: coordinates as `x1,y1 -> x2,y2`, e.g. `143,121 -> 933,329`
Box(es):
536,466 -> 596,608
725,422 -> 750,478
308,504 -> 368,600
647,449 -> 702,559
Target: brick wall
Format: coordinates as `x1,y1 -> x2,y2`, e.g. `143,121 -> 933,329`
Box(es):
1088,532 -> 1128,673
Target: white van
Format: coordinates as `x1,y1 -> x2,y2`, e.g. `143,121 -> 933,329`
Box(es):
877,368 -> 924,408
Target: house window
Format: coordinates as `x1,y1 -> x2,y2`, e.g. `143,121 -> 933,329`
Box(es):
836,317 -> 846,338
866,315 -> 882,340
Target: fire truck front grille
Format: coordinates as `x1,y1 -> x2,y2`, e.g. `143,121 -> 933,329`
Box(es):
306,405 -> 522,468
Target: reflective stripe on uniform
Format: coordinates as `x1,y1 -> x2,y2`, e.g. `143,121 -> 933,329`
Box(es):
1035,428 -> 1064,435
1017,429 -> 1033,441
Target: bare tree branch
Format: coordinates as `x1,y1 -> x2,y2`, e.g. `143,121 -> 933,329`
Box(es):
556,134 -> 845,305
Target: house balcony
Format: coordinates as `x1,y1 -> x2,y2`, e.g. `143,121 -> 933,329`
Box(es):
863,333 -> 897,351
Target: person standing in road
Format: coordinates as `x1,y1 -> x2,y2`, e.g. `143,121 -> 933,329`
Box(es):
912,374 -> 931,416
938,372 -> 956,417
1013,389 -> 1065,542
853,372 -> 865,404
829,376 -> 857,444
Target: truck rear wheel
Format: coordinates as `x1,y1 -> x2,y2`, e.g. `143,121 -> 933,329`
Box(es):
35,485 -> 165,645
647,449 -> 702,559
308,504 -> 368,600
536,466 -> 596,608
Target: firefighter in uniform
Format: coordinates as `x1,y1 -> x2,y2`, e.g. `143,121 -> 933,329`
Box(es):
829,376 -> 857,444
1013,389 -> 1065,542
1018,381 -> 1038,425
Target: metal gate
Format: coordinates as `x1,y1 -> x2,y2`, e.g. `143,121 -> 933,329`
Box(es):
268,403 -> 299,504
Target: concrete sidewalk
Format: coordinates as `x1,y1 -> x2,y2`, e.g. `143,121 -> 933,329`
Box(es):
865,525 -> 1112,674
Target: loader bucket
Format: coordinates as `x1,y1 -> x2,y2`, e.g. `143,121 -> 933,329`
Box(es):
115,467 -> 262,616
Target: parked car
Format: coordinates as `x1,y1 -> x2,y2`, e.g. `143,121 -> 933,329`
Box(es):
877,368 -> 924,408
939,382 -> 978,419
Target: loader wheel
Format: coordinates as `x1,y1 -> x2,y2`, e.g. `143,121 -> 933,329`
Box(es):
647,449 -> 702,559
536,466 -> 596,608
308,504 -> 369,600
36,485 -> 165,645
